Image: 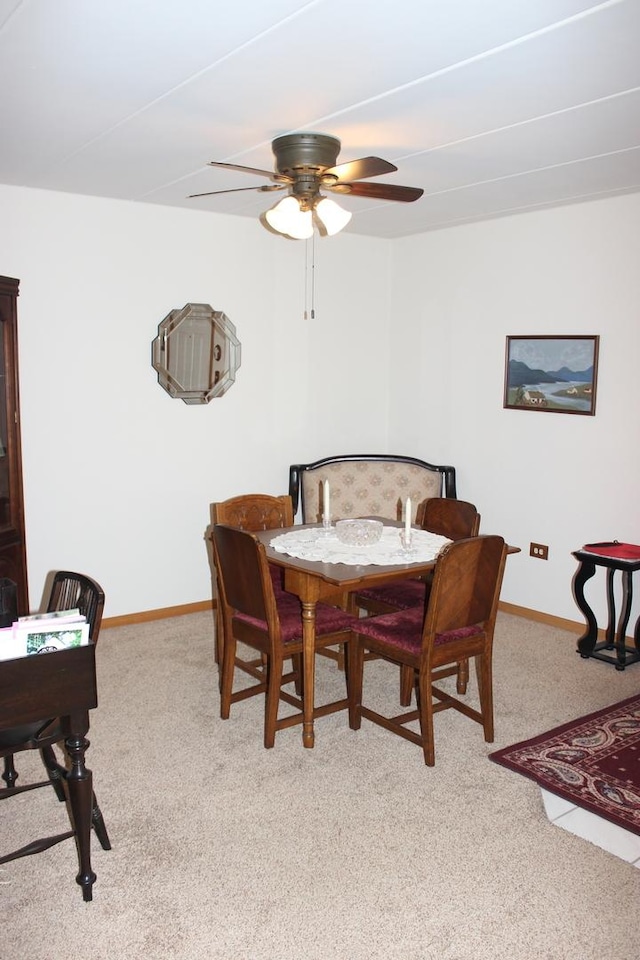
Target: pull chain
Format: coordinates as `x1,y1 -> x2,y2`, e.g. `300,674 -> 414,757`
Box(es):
303,233 -> 317,320
311,231 -> 316,319
304,238 -> 309,320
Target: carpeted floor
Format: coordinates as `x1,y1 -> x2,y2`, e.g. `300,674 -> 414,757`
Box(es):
489,693 -> 640,836
2,610 -> 640,960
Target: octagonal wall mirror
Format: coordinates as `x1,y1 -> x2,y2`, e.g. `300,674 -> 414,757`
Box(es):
152,303 -> 241,404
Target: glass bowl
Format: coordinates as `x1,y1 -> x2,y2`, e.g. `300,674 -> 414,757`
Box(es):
335,519 -> 384,546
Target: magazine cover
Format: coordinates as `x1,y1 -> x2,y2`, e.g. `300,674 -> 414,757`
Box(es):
24,622 -> 89,654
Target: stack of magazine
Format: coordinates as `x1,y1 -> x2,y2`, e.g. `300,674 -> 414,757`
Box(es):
0,608 -> 89,662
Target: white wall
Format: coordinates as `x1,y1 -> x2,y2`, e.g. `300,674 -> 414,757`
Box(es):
390,193 -> 640,625
2,182 -> 638,627
1,185 -> 391,616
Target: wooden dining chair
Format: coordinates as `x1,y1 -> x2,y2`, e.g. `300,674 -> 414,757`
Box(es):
354,498 -> 480,616
210,493 -> 294,677
0,571 -> 111,895
353,498 -> 481,703
212,523 -> 358,748
348,535 -> 507,765
210,492 -> 345,675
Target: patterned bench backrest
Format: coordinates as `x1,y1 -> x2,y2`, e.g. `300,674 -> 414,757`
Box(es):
290,456 -> 457,523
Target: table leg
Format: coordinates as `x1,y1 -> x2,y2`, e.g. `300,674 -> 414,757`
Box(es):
604,568 -> 616,648
615,569 -> 634,670
64,732 -> 96,901
573,560 -> 599,657
301,600 -> 317,748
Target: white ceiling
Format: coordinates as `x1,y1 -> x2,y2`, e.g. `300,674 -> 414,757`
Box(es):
1,0 -> 639,238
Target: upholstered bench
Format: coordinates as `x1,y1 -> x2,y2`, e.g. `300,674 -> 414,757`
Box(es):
288,454 -> 457,523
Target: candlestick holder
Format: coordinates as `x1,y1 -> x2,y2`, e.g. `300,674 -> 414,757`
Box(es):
399,529 -> 416,555
320,517 -> 333,538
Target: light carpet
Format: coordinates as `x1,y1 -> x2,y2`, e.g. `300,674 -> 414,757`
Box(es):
1,610 -> 639,960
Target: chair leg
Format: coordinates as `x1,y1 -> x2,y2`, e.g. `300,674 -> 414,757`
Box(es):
42,747 -> 111,852
417,668 -> 436,766
343,636 -> 355,705
91,794 -> 112,850
264,653 -> 282,749
399,664 -> 414,706
349,640 -> 365,730
220,633 -> 237,719
215,612 -> 225,689
456,658 -> 469,695
40,745 -> 68,802
475,653 -> 494,742
291,652 -> 303,696
2,755 -> 18,789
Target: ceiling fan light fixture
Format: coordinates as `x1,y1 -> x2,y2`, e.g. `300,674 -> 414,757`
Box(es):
264,195 -> 313,240
313,196 -> 352,236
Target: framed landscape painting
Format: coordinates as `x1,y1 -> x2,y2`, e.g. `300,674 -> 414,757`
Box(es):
504,335 -> 599,415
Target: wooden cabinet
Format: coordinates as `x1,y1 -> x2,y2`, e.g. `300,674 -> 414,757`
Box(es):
0,276 -> 28,613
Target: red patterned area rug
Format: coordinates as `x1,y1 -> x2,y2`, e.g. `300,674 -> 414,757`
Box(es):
490,694 -> 640,837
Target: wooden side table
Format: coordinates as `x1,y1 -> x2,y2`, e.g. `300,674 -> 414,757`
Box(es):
572,545 -> 640,670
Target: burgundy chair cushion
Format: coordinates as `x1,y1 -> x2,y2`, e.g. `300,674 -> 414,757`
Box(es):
268,562 -> 286,594
268,564 -> 303,605
355,607 -> 423,654
234,597 -> 357,646
355,607 -> 483,656
432,625 -> 483,647
357,579 -> 426,610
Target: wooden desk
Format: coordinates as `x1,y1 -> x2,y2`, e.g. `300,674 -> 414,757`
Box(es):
0,644 -> 100,900
257,522 -> 441,748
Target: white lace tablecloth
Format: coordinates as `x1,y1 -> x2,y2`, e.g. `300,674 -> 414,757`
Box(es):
269,526 -> 451,566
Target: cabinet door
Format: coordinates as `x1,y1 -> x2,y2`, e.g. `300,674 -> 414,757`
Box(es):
0,276 -> 28,613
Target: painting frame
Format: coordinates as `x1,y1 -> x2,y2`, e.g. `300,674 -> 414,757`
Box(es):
504,335 -> 599,416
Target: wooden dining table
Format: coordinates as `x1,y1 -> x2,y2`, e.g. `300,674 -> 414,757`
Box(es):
255,520 -> 445,748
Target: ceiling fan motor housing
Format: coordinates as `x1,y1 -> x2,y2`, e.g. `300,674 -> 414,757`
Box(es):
272,133 -> 341,176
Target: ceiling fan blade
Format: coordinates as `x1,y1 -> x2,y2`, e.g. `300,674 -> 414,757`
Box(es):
188,184 -> 286,198
331,181 -> 424,202
207,161 -> 291,183
324,156 -> 397,182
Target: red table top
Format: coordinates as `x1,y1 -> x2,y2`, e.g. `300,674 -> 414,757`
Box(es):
581,541 -> 640,561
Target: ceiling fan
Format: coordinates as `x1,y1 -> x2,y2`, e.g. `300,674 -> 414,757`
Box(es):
189,132 -> 424,239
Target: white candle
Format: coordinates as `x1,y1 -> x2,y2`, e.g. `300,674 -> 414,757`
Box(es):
405,496 -> 412,538
323,479 -> 331,524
